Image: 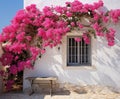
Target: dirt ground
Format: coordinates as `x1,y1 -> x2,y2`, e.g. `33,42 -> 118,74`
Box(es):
0,85 -> 120,99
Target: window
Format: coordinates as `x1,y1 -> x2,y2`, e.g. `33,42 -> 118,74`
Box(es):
67,36 -> 91,66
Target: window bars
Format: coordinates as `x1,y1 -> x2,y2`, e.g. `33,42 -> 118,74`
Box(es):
67,36 -> 91,66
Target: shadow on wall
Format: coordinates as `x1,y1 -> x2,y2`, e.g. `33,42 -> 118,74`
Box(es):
91,22 -> 120,89
24,12 -> 120,91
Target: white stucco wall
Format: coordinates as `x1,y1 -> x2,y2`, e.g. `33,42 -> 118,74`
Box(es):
23,0 -> 120,91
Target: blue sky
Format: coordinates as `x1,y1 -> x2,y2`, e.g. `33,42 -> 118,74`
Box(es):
0,0 -> 23,32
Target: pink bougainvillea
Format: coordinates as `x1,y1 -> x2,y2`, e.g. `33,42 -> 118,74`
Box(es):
74,37 -> 81,42
0,52 -> 13,66
9,65 -> 18,75
0,0 -> 120,90
6,80 -> 14,90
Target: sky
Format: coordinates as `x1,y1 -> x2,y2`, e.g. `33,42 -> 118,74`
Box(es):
0,0 -> 23,32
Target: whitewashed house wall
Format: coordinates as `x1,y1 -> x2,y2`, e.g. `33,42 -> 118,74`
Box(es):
23,0 -> 120,91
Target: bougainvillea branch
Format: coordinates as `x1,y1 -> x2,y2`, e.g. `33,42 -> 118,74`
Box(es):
0,0 -> 120,90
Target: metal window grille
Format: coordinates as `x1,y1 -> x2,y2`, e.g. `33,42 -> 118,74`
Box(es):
67,36 -> 91,66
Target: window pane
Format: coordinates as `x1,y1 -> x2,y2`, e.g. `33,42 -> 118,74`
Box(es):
67,36 -> 91,66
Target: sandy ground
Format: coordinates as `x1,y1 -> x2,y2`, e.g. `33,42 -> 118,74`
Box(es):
0,91 -> 120,99
0,85 -> 120,99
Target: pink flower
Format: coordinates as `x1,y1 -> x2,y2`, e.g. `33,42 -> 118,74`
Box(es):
70,0 -> 83,12
92,22 -> 101,31
9,42 -> 27,54
9,65 -> 18,75
43,6 -> 54,16
63,27 -> 70,33
109,9 -> 120,23
109,28 -> 115,36
93,0 -> 103,9
106,28 -> 115,39
54,28 -> 64,35
54,6 -> 64,14
46,29 -> 53,38
0,70 -> 5,76
6,80 -> 14,90
3,25 -> 16,33
15,56 -> 19,60
65,2 -> 71,6
42,18 -> 54,28
17,61 -> 25,72
40,49 -> 46,54
77,23 -> 83,29
26,4 -> 36,11
0,34 -> 6,42
84,4 -> 94,11
26,36 -> 32,41
93,14 -> 99,21
108,41 -> 114,46
16,32 -> 25,41
12,9 -> 26,24
82,33 -> 90,44
102,16 -> 109,23
37,28 -> 45,37
96,32 -> 104,36
30,47 -> 40,60
25,60 -> 33,69
56,20 -> 67,28
55,35 -> 62,41
66,12 -> 72,17
105,28 -> 115,46
74,37 -> 81,42
0,53 -> 14,66
42,42 -> 49,47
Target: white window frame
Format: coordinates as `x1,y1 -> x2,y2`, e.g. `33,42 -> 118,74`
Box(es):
62,30 -> 96,69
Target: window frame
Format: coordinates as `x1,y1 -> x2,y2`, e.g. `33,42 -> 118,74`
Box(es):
62,30 -> 96,70
67,36 -> 91,66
